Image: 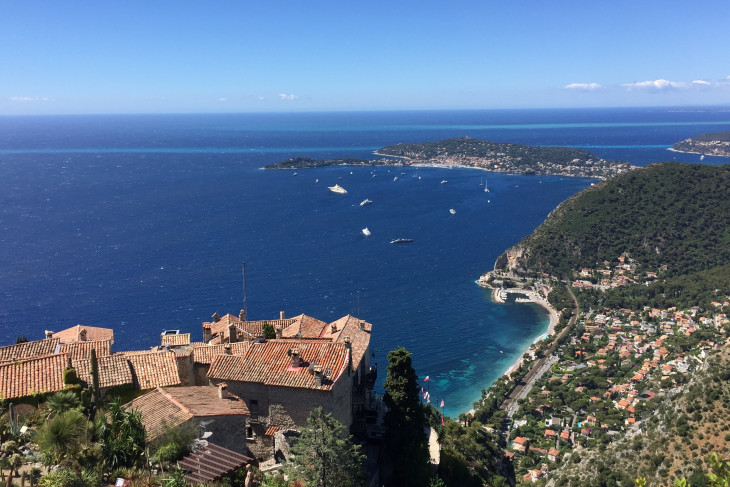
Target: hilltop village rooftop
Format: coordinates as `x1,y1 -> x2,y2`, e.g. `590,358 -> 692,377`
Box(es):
0,310 -> 375,465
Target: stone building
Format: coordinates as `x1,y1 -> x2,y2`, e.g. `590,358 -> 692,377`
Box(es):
207,335 -> 366,462
126,385 -> 250,455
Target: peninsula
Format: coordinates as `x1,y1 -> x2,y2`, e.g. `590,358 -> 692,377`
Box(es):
263,137 -> 634,179
671,130 -> 730,157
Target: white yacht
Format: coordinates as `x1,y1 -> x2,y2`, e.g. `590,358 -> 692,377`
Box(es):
328,184 -> 347,194
449,209 -> 456,215
360,199 -> 372,206
362,227 -> 371,237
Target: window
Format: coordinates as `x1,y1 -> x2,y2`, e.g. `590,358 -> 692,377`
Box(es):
250,399 -> 259,415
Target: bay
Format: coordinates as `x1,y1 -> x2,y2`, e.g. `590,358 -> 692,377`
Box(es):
1,107 -> 729,416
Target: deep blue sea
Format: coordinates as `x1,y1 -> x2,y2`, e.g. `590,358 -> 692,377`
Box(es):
2,107 -> 730,416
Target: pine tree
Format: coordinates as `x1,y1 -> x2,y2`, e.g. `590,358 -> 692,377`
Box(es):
383,347 -> 431,487
287,407 -> 365,487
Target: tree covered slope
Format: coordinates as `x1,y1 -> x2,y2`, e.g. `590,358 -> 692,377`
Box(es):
495,162 -> 730,281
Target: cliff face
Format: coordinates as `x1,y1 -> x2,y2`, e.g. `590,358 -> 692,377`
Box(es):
494,244 -> 527,273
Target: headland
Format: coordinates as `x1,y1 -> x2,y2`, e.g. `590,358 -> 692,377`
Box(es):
264,137 -> 634,180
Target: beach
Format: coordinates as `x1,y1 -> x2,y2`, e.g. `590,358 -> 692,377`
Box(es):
467,276 -> 560,413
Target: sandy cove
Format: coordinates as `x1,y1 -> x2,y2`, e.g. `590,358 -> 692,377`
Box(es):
465,278 -> 559,416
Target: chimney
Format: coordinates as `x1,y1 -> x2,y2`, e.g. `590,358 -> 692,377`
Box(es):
331,324 -> 337,333
359,321 -> 365,331
203,324 -> 212,344
291,348 -> 301,368
224,343 -> 231,355
218,383 -> 228,399
313,365 -> 323,387
212,312 -> 220,323
344,337 -> 353,373
275,325 -> 282,339
78,328 -> 87,341
45,330 -> 54,339
280,311 -> 285,320
239,309 -> 246,322
228,324 -> 237,343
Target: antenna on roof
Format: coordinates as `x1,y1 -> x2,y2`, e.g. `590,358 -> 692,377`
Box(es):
242,262 -> 248,320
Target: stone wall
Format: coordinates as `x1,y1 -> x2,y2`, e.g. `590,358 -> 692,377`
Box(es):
211,376 -> 354,462
195,414 -> 248,456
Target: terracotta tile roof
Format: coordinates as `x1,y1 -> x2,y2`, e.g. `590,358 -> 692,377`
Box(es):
0,353 -> 69,399
208,340 -> 349,391
192,342 -> 250,364
60,339 -> 113,360
179,443 -> 252,485
72,354 -> 134,389
281,314 -> 328,338
238,318 -> 296,339
319,315 -> 372,371
265,426 -> 282,436
203,314 -> 248,342
51,325 -> 114,344
117,350 -> 181,389
160,333 -> 191,347
0,338 -> 60,361
126,386 -> 249,441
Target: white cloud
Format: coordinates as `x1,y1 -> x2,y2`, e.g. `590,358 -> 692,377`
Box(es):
622,79 -> 686,91
691,80 -> 711,86
279,93 -> 298,100
218,97 -> 227,102
9,96 -> 51,102
564,83 -> 604,91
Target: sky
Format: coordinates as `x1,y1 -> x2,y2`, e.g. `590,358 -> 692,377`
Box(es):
2,0 -> 730,115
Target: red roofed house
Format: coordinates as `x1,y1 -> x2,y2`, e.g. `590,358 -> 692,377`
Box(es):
208,338 -> 360,461
117,350 -> 181,390
0,338 -> 60,362
510,436 -> 528,452
49,325 -> 114,345
0,353 -> 70,400
126,385 -> 251,456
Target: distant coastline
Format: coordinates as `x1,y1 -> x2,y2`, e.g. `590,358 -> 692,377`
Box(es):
670,130 -> 730,157
263,137 -> 634,180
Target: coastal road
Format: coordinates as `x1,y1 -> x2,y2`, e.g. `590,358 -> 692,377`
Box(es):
500,284 -> 579,416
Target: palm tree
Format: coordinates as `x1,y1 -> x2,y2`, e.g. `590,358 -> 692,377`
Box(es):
44,390 -> 81,419
36,409 -> 88,465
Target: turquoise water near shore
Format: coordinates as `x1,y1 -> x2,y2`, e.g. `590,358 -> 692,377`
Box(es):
1,108 -> 729,416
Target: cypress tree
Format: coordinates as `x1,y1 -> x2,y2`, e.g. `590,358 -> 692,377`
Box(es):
89,348 -> 101,404
383,347 -> 431,487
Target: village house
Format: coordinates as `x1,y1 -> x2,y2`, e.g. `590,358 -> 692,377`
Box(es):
204,312 -> 374,462
126,385 -> 251,456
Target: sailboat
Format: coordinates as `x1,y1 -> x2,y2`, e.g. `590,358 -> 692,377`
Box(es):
484,177 -> 490,193
479,177 -> 483,186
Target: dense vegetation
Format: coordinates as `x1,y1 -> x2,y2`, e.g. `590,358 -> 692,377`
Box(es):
496,163 -> 730,300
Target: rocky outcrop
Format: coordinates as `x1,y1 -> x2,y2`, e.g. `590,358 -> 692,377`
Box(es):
494,244 -> 528,273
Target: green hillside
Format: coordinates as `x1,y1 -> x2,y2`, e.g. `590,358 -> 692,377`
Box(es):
496,162 -> 730,279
